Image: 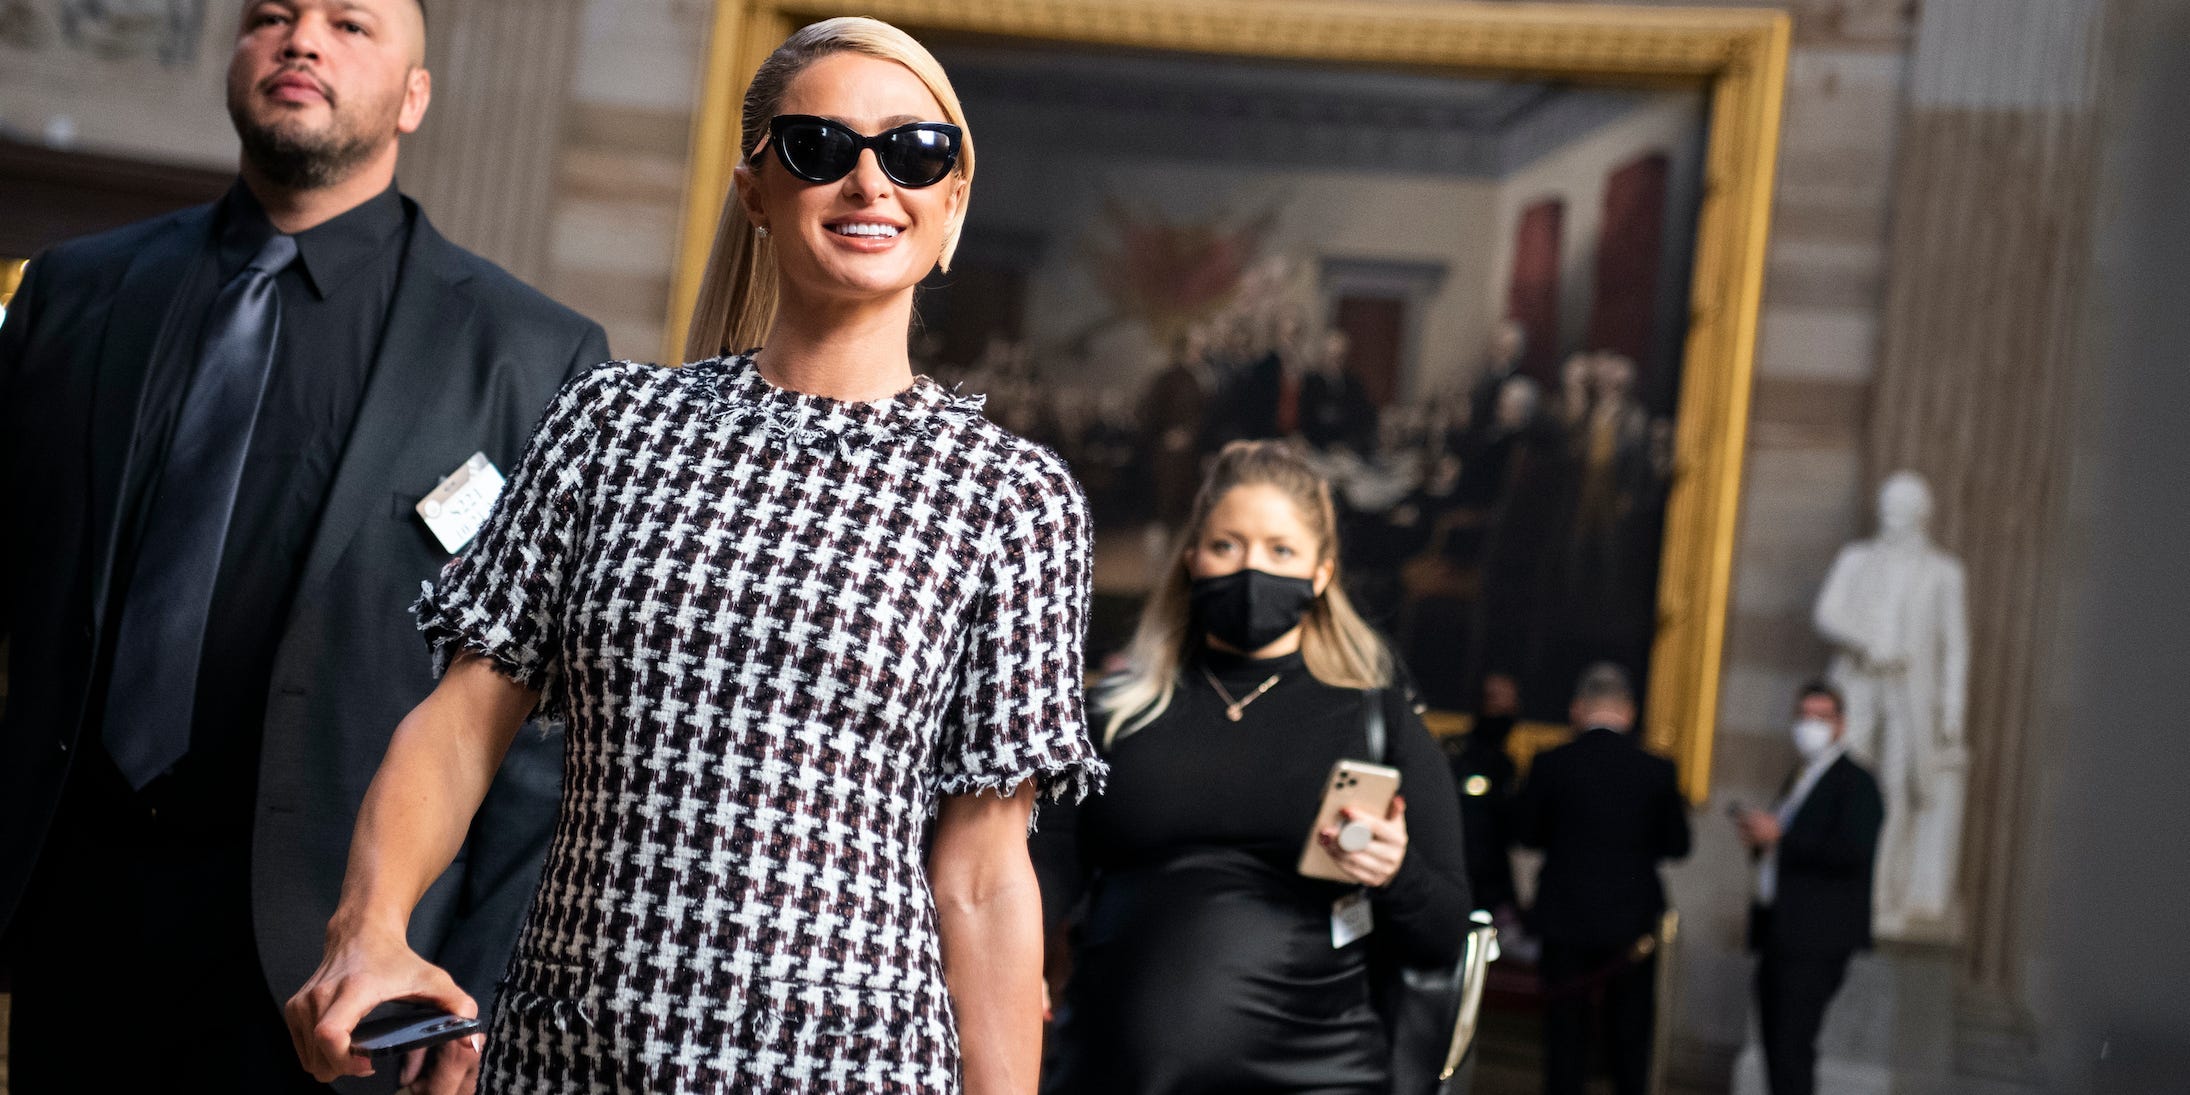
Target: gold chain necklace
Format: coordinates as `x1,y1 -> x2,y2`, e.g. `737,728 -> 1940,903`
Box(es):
1203,667 -> 1283,722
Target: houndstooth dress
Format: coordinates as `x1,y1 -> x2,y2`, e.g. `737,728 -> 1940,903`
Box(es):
413,353 -> 1106,1094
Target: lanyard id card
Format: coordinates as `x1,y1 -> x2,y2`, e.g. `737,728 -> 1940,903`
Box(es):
1331,889 -> 1374,948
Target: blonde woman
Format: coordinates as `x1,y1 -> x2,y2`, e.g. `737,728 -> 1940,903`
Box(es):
285,18 -> 1102,1094
1040,441 -> 1468,1094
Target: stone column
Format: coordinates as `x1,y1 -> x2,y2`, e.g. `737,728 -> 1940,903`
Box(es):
399,0 -> 590,285
1866,0 -> 2103,992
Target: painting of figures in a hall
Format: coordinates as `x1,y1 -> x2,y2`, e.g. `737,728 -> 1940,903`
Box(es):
911,41 -> 1711,724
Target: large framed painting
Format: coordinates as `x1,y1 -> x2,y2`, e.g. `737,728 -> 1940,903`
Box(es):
669,0 -> 1789,802
0,0 -> 237,169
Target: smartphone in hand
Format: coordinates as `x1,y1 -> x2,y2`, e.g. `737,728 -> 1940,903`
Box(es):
349,1007 -> 482,1059
1298,759 -> 1401,882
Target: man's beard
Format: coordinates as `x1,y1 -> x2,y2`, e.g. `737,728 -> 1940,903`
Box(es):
230,101 -> 388,190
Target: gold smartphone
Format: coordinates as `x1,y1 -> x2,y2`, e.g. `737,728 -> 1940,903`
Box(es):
1298,759 -> 1402,882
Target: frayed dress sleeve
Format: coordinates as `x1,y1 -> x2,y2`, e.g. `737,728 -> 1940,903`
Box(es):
929,447 -> 1108,825
411,364 -> 628,719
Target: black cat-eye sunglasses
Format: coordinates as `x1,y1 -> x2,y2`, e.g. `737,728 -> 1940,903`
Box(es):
750,114 -> 963,188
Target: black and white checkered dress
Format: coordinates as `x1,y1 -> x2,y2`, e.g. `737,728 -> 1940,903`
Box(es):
414,353 -> 1106,1093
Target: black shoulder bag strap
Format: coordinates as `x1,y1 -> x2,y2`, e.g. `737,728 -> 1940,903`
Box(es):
1361,686 -> 1475,1095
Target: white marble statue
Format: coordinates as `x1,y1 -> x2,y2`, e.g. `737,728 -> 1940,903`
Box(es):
1813,471 -> 1970,940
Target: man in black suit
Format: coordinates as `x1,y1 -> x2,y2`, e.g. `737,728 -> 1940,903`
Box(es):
1448,670 -> 1522,918
0,1 -> 606,1090
1734,682 -> 1886,1095
1515,662 -> 1692,1095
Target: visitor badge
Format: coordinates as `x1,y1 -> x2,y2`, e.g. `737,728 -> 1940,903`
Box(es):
1331,890 -> 1374,948
415,452 -> 505,553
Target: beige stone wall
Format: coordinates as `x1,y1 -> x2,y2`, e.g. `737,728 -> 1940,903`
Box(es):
1571,0 -> 1920,1077
544,0 -> 714,361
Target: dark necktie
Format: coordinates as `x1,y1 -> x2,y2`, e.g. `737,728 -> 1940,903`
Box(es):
103,233 -> 297,789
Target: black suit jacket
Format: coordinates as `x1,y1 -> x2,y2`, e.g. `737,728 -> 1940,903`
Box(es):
1515,727 -> 1692,947
1750,754 -> 1885,957
0,196 -> 607,1014
1449,738 -> 1519,912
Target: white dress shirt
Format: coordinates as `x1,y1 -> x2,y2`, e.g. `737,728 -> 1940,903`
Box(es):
1756,741 -> 1849,907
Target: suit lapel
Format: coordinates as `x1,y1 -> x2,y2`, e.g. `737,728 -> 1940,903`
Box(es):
87,208 -> 216,622
299,205 -> 475,588
1786,756 -> 1847,833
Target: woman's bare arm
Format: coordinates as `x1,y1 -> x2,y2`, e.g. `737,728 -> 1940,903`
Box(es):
284,653 -> 538,1087
930,785 -> 1044,1095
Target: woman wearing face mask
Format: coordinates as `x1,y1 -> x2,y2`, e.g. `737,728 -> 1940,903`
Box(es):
286,18 -> 1102,1094
1038,440 -> 1470,1094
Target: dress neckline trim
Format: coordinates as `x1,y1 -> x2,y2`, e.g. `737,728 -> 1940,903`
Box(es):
698,351 -> 987,449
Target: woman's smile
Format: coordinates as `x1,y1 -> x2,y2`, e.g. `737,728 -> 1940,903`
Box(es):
823,214 -> 908,252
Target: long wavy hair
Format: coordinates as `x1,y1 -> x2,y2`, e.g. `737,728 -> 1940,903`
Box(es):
1099,440 -> 1392,745
682,17 -> 974,361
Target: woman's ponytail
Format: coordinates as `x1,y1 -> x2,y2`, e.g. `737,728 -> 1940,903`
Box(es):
684,188 -> 777,361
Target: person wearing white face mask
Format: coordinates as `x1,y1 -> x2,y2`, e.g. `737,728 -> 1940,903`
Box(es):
1733,683 -> 1886,1095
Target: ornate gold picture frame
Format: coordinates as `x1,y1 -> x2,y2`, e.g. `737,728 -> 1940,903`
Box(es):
670,0 -> 1790,802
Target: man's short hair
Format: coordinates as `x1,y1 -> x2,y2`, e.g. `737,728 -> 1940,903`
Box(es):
1572,662 -> 1634,708
1798,680 -> 1845,717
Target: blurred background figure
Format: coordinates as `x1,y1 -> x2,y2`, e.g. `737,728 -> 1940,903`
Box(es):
1733,682 -> 1884,1095
1465,317 -> 1528,440
1448,670 -> 1522,924
1298,327 -> 1378,456
1516,663 -> 1692,1095
1143,324 -> 1215,531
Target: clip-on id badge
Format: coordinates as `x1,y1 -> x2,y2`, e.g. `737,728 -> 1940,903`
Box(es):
415,452 -> 505,552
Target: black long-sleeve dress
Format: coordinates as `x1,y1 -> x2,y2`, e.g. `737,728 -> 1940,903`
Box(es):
1037,649 -> 1471,1094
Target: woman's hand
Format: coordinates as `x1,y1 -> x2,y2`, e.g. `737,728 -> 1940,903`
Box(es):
283,918 -> 481,1092
1318,794 -> 1411,888
280,656 -> 535,1090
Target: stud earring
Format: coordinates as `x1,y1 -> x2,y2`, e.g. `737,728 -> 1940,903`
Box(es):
756,225 -> 770,239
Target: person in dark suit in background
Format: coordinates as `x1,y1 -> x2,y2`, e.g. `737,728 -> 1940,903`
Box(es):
1449,669 -> 1522,918
0,1 -> 607,1090
1734,682 -> 1885,1095
1515,662 -> 1692,1095
1463,317 -> 1527,439
1297,328 -> 1379,456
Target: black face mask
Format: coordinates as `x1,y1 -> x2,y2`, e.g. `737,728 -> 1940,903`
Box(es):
1190,568 -> 1319,653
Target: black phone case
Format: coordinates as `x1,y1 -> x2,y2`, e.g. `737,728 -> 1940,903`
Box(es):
349,1011 -> 483,1058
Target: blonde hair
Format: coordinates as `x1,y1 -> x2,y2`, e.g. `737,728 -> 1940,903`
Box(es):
1100,440 -> 1393,745
682,17 -> 975,362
